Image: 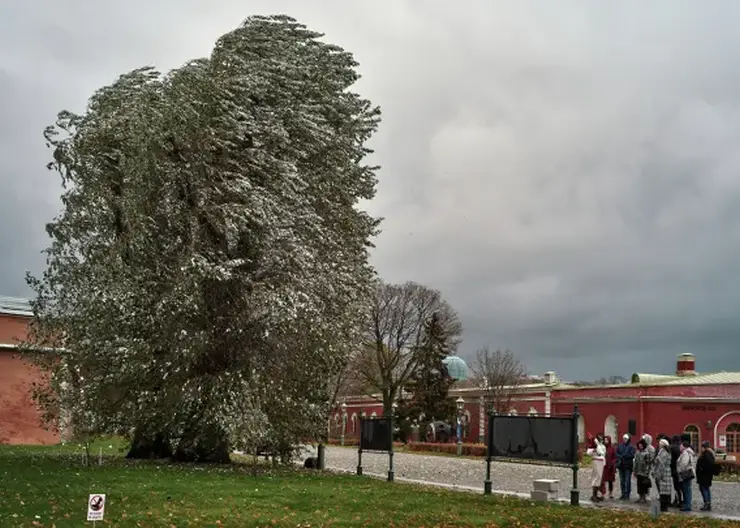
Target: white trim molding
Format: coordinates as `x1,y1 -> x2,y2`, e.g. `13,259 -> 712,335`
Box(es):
714,411 -> 740,449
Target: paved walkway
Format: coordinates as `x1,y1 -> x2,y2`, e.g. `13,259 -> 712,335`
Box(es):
302,446 -> 740,520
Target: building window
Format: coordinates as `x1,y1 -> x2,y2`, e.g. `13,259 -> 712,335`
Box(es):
726,423 -> 740,455
684,424 -> 700,451
351,413 -> 358,433
370,411 -> 377,418
528,407 -> 538,416
509,409 -> 518,416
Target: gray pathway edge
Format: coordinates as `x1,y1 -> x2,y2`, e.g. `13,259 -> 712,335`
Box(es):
298,446 -> 740,522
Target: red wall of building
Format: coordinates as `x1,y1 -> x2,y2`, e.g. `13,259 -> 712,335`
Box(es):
0,350 -> 58,445
0,313 -> 58,445
0,314 -> 29,343
552,385 -> 740,451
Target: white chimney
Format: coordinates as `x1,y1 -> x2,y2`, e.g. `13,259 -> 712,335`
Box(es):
544,371 -> 557,385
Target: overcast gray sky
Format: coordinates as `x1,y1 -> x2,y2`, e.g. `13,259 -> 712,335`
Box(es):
2,1 -> 740,380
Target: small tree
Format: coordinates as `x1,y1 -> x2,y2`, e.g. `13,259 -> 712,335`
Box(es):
594,376 -> 627,385
358,281 -> 462,416
472,347 -> 527,414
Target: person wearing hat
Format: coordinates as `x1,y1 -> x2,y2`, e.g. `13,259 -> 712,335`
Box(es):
696,440 -> 716,511
616,433 -> 636,500
652,438 -> 673,511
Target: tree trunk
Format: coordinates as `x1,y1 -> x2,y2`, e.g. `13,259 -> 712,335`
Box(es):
126,429 -> 173,460
383,388 -> 396,418
171,423 -> 230,464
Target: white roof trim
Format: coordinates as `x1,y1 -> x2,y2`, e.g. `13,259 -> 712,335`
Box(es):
0,295 -> 33,317
0,342 -> 66,353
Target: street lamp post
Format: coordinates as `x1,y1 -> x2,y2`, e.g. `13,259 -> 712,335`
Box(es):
456,397 -> 465,456
340,402 -> 347,446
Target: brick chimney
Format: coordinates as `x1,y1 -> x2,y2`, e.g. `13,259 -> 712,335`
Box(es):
676,353 -> 696,376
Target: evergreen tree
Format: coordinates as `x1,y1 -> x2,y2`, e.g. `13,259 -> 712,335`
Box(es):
25,15 -> 380,462
404,311 -> 458,425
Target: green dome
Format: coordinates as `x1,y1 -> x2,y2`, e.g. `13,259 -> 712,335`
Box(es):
442,355 -> 469,381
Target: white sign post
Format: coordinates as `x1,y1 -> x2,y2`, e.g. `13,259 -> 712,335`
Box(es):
87,494 -> 106,524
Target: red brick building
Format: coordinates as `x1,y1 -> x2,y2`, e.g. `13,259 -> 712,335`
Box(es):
0,296 -> 58,445
2,295 -> 739,456
333,354 -> 740,458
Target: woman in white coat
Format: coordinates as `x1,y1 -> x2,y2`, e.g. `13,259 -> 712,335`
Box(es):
587,434 -> 607,502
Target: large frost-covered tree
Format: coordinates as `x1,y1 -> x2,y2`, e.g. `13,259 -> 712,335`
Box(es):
26,14 -> 380,462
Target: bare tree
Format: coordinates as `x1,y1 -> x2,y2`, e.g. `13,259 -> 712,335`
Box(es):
594,375 -> 627,385
472,347 -> 527,414
357,281 -> 463,415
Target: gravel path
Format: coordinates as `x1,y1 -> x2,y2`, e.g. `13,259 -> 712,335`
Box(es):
303,446 -> 740,518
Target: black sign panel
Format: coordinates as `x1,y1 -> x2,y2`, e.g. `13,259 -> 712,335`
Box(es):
487,415 -> 576,465
360,417 -> 392,452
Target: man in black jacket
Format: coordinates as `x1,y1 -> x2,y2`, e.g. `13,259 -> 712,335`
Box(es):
670,435 -> 682,507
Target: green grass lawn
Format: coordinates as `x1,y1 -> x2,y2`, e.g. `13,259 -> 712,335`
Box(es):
1,441 -> 738,527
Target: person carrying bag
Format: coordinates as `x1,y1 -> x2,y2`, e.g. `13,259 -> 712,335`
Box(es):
676,438 -> 696,512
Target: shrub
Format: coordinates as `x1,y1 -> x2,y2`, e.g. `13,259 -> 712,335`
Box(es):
326,438 -> 359,446
405,441 -> 487,457
717,459 -> 740,475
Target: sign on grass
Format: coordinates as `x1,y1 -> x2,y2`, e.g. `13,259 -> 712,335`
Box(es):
360,417 -> 392,452
87,493 -> 106,522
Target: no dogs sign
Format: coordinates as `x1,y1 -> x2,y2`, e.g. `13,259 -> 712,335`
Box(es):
87,493 -> 106,521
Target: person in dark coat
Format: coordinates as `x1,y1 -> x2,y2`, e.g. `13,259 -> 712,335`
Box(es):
670,435 -> 682,507
634,438 -> 652,503
696,440 -> 716,511
601,435 -> 617,499
616,433 -> 636,500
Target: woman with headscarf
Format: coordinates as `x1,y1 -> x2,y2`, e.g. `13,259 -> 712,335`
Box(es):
677,437 -> 696,512
601,435 -> 617,499
652,438 -> 673,512
587,433 -> 606,502
634,438 -> 652,503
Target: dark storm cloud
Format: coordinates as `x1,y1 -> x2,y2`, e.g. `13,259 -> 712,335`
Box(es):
2,1 -> 740,379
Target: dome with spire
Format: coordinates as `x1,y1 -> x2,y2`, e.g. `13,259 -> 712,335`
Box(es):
442,355 -> 469,381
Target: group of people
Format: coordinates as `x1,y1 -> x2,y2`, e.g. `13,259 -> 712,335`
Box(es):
586,432 -> 719,512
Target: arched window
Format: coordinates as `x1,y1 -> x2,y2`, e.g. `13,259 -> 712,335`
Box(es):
463,410 -> 471,439
528,407 -> 538,416
509,409 -> 518,416
351,413 -> 358,433
578,415 -> 585,443
726,423 -> 740,455
370,411 -> 377,418
684,424 -> 700,451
